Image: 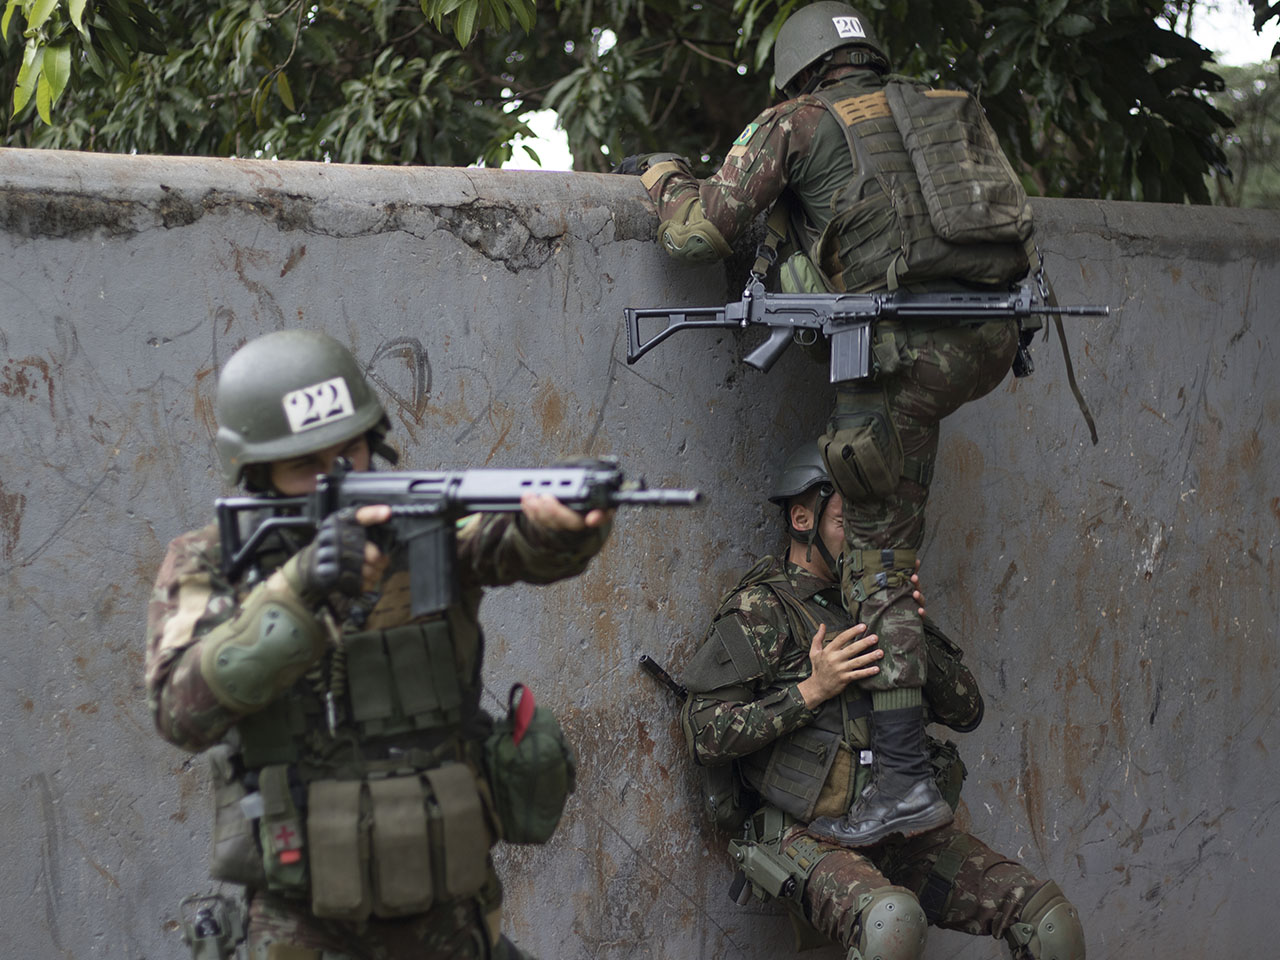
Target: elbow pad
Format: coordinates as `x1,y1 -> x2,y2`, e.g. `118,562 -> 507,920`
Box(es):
199,571 -> 325,712
657,198 -> 733,264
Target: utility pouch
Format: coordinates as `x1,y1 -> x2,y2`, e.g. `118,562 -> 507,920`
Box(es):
258,765 -> 308,898
883,82 -> 1033,245
927,737 -> 967,812
778,251 -> 831,294
701,764 -> 758,832
484,685 -> 576,844
759,724 -> 842,821
923,617 -> 984,733
819,393 -> 903,502
207,744 -> 266,887
368,775 -> 432,915
425,763 -> 491,897
307,779 -> 371,920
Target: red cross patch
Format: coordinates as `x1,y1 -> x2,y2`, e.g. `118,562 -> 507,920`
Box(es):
272,820 -> 301,852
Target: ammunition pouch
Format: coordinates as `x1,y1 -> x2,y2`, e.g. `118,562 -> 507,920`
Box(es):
819,390 -> 903,503
483,685 -> 576,845
231,760 -> 492,920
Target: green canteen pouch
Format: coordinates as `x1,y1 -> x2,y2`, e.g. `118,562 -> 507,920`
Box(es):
484,684 -> 577,844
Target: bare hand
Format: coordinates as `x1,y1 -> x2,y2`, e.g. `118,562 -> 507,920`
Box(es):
797,623 -> 882,709
354,504 -> 392,591
911,558 -> 926,619
520,493 -> 613,532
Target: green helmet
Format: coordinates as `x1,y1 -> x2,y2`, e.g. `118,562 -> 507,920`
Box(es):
768,441 -> 832,507
770,441 -> 842,576
773,2 -> 887,93
215,330 -> 390,486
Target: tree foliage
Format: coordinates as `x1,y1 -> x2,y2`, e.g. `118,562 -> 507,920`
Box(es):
1205,59 -> 1280,207
1,0 -> 1277,202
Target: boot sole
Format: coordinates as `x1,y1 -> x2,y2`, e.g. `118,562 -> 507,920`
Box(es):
810,802 -> 954,849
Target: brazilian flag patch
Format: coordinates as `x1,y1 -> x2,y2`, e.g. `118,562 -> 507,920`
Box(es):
733,122 -> 760,146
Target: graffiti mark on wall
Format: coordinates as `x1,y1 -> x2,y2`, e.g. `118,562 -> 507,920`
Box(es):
365,337 -> 431,426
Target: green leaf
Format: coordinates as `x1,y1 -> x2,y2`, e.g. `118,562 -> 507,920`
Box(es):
42,41 -> 70,107
277,71 -> 295,111
69,0 -> 87,32
37,70 -> 52,124
1,0 -> 19,42
454,1 -> 478,47
1056,14 -> 1093,38
28,0 -> 59,34
13,39 -> 42,115
510,0 -> 535,33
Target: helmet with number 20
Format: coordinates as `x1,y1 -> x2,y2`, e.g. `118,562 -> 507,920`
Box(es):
214,330 -> 390,487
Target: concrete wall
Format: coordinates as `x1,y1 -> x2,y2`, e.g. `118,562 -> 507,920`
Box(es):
0,148 -> 1275,960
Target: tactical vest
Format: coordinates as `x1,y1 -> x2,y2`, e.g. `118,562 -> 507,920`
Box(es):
695,558 -> 872,823
805,77 -> 1032,293
209,570 -> 496,922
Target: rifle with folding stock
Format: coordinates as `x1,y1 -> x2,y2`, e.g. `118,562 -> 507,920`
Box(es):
625,278 -> 1109,383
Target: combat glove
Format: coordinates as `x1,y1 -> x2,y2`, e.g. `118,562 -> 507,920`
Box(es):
611,152 -> 684,175
295,508 -> 366,605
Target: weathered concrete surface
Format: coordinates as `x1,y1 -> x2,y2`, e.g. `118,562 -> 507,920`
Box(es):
0,147 -> 1276,960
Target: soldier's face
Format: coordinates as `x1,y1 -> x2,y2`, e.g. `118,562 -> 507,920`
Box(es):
268,435 -> 371,495
815,494 -> 845,570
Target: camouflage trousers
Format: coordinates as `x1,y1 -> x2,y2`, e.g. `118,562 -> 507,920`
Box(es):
245,880 -> 536,960
830,318 -> 1019,691
793,821 -> 1041,949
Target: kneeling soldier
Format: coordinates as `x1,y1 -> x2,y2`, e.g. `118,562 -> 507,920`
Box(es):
679,443 -> 1084,960
147,330 -> 612,959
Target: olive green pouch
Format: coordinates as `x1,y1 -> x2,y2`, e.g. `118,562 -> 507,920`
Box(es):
778,251 -> 830,294
484,685 -> 576,845
258,764 -> 308,898
307,779 -> 371,920
819,394 -> 904,502
207,744 -> 267,887
927,737 -> 968,812
369,775 -> 433,916
425,763 -> 491,897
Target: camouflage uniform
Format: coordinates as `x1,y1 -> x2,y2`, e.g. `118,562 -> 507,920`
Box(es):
681,555 -> 1047,953
644,65 -> 1020,693
650,67 -> 1018,696
147,511 -> 607,960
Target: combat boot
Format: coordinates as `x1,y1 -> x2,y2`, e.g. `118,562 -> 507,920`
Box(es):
808,705 -> 952,847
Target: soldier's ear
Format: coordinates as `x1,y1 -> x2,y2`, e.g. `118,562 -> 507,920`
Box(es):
789,502 -> 815,533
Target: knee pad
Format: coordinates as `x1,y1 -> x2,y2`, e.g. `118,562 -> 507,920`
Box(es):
200,580 -> 324,712
848,887 -> 927,960
819,400 -> 903,503
1004,881 -> 1085,960
657,198 -> 733,264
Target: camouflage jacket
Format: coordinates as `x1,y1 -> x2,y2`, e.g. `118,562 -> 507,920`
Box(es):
683,556 -> 982,769
146,510 -> 609,753
644,66 -> 883,255
683,557 -> 844,767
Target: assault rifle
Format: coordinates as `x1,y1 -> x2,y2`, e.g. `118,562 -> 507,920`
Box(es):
625,279 -> 1109,383
216,459 -> 702,618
